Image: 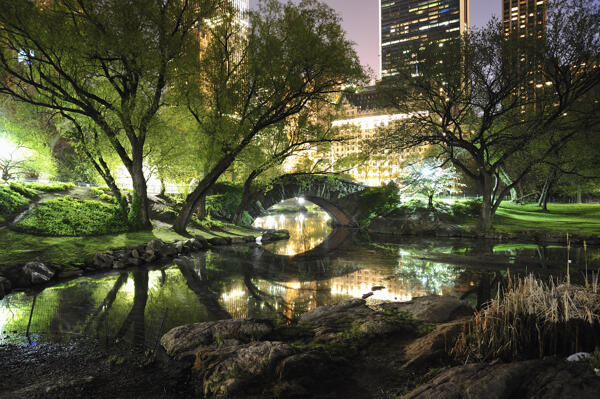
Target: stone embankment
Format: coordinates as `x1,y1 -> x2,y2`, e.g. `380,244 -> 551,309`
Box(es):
160,295 -> 600,399
0,229 -> 290,299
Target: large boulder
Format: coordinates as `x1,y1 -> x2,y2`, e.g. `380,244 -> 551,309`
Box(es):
377,295 -> 473,324
208,237 -> 230,246
22,262 -> 54,285
161,319 -> 275,360
146,238 -> 176,259
193,341 -> 295,398
401,319 -> 465,370
403,359 -> 600,399
299,299 -> 419,341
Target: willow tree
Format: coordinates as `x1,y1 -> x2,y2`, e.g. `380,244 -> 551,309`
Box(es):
0,0 -> 220,229
377,0 -> 600,231
172,0 -> 365,233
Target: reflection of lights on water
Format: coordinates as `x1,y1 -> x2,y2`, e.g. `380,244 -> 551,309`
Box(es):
323,213 -> 331,221
221,289 -> 246,301
330,284 -> 413,302
284,281 -> 301,290
297,213 -> 305,223
298,197 -> 305,205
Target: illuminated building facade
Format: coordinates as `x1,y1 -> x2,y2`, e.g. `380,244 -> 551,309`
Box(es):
328,87 -> 429,186
380,0 -> 470,78
502,0 -> 547,106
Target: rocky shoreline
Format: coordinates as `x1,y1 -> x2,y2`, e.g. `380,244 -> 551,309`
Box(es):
0,229 -> 290,300
1,295 -> 598,398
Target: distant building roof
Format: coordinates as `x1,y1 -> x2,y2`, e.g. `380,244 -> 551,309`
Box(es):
340,86 -> 380,111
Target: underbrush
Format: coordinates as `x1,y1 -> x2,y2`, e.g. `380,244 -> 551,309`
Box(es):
452,273 -> 600,362
357,183 -> 401,226
0,185 -> 30,217
8,182 -> 38,198
385,198 -> 481,220
14,196 -> 129,236
23,182 -> 75,192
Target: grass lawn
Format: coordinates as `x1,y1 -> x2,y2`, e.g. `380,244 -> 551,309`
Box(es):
492,202 -> 600,235
0,222 -> 260,277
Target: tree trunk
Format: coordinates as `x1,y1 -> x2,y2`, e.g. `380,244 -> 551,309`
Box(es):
129,155 -> 152,230
427,194 -> 434,209
233,170 -> 259,225
159,178 -> 166,197
477,172 -> 494,232
576,185 -> 582,204
197,194 -> 206,219
542,180 -> 554,212
173,153 -> 238,234
537,175 -> 550,207
499,167 -> 518,201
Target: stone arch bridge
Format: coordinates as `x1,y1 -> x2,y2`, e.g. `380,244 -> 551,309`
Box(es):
243,175 -> 368,227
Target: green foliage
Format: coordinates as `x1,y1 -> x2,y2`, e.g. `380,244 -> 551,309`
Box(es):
450,199 -> 482,218
357,183 -> 400,225
25,182 -> 75,192
14,196 -> 129,236
206,183 -> 243,220
127,192 -> 145,231
240,211 -> 253,227
0,185 -> 30,216
8,182 -> 38,198
99,193 -> 116,203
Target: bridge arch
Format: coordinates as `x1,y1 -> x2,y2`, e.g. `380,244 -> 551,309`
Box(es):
243,175 -> 368,227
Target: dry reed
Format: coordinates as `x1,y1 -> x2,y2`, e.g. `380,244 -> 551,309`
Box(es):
452,272 -> 600,362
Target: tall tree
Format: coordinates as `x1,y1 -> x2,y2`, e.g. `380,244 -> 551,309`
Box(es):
377,0 -> 600,231
172,0 -> 365,233
0,0 -> 220,228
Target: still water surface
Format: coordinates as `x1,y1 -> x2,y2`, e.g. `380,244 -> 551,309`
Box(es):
1,209 -> 598,346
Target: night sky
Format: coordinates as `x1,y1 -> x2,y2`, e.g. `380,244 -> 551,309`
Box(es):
251,0 -> 501,80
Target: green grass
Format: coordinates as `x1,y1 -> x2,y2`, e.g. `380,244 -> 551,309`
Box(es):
493,202 -> 600,235
14,196 -> 129,236
8,182 -> 38,198
0,227 -> 188,276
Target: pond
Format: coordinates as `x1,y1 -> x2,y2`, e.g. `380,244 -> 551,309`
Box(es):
1,202 -> 598,347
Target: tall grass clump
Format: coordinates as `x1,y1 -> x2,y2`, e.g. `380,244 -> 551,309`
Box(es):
452,273 -> 600,362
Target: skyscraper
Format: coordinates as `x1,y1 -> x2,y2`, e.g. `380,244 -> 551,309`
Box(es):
502,0 -> 546,39
380,0 -> 469,78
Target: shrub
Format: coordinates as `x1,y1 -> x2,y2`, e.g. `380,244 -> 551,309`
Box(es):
452,274 -> 600,362
14,196 -> 129,236
357,183 -> 400,225
450,199 -> 482,218
0,185 -> 30,216
99,193 -> 116,203
8,182 -> 38,199
206,184 -> 243,220
25,182 -> 75,192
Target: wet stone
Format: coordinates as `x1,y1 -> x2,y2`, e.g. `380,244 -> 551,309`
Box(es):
22,262 -> 55,285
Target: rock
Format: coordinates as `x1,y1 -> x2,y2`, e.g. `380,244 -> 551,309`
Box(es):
22,262 -> 55,285
401,319 -> 465,370
131,248 -> 141,258
208,237 -> 230,246
146,238 -> 176,258
193,236 -> 210,249
243,235 -> 256,242
175,241 -> 185,254
402,359 -> 600,399
92,253 -> 114,270
299,299 -> 411,341
372,285 -> 385,291
362,292 -> 374,299
261,230 -> 290,243
194,341 -> 295,398
229,236 -> 248,245
112,260 -> 128,270
378,295 -> 473,323
0,276 -> 11,298
567,352 -> 591,362
161,319 -> 275,360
